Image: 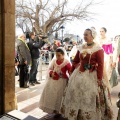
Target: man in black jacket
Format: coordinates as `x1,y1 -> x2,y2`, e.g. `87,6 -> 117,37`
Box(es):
28,32 -> 45,86
16,34 -> 31,88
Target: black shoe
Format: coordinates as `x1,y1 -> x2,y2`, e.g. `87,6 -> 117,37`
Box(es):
29,82 -> 35,86
54,114 -> 62,118
20,86 -> 29,88
35,81 -> 41,84
24,85 -> 29,88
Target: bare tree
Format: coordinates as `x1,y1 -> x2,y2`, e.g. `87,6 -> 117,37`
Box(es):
16,17 -> 31,33
16,0 -> 102,34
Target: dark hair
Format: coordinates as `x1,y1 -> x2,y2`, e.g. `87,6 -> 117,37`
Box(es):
101,27 -> 107,33
29,32 -> 34,37
56,48 -> 64,55
85,28 -> 92,36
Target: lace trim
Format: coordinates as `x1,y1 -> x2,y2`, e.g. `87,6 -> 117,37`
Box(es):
99,38 -> 112,45
77,42 -> 102,54
53,59 -> 69,73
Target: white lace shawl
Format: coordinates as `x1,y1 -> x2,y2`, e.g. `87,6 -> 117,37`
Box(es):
77,42 -> 102,54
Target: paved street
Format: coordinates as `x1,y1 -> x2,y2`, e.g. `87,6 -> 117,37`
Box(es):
15,64 -> 120,120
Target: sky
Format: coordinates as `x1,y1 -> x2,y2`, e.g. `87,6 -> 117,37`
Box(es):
16,0 -> 120,38
65,0 -> 120,38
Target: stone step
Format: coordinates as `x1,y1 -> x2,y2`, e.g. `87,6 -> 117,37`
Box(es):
6,110 -> 67,120
7,110 -> 38,120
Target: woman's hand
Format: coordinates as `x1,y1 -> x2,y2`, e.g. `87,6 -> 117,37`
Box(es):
24,60 -> 27,65
51,72 -> 55,78
111,62 -> 116,68
15,62 -> 19,66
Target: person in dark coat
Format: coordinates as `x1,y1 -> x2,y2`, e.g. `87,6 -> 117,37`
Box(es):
16,33 -> 31,88
28,32 -> 45,86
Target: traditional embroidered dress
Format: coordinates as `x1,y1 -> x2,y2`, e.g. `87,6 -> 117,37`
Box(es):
39,58 -> 71,113
117,38 -> 120,75
60,43 -> 113,120
99,38 -> 114,90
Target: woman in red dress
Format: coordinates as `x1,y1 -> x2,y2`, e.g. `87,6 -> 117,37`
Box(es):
60,29 -> 113,120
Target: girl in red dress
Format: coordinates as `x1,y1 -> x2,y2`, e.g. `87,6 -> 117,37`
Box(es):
39,47 -> 71,115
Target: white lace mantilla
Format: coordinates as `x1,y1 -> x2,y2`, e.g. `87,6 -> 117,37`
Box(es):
77,43 -> 102,55
99,37 -> 112,45
49,59 -> 69,75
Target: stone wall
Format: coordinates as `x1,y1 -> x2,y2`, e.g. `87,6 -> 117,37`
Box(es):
0,0 -> 16,114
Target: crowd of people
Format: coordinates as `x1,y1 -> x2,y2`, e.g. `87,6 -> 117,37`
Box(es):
15,32 -> 46,87
40,38 -> 80,64
15,27 -> 120,120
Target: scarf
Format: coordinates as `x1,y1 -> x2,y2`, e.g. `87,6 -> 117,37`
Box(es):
18,38 -> 30,51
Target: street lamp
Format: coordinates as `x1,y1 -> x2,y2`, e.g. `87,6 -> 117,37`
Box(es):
60,25 -> 65,45
55,30 -> 58,40
77,35 -> 79,43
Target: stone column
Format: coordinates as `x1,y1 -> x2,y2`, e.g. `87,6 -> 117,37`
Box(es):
0,0 -> 16,114
0,0 -> 4,115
